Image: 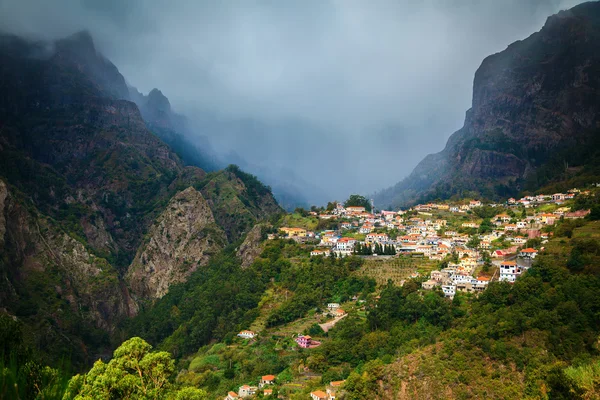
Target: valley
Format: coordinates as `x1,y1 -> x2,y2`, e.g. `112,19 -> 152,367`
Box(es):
1,1 -> 600,400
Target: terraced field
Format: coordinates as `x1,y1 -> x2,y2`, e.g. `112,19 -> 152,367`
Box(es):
354,256 -> 440,287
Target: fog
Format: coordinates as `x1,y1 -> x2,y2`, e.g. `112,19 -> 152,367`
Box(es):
0,0 -> 586,205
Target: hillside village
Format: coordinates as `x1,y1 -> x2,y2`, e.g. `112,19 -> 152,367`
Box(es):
274,190 -> 594,301
216,188 -> 596,399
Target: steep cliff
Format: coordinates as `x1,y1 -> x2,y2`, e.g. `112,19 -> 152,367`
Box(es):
376,2 -> 600,208
0,32 -> 281,364
236,223 -> 267,268
0,180 -> 136,365
127,187 -> 227,300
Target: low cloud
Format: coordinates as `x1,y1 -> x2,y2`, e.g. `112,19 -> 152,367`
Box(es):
0,0 -> 586,203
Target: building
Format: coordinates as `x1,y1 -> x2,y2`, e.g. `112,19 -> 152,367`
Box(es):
296,335 -> 312,348
346,206 -> 366,214
519,248 -> 538,259
499,261 -> 523,282
238,385 -> 257,398
263,389 -> 273,396
279,227 -> 307,237
237,330 -> 257,339
333,308 -> 347,317
259,375 -> 275,388
422,280 -> 438,290
335,237 -> 356,252
442,285 -> 456,298
311,249 -> 331,257
365,233 -> 389,243
310,390 -> 328,400
225,392 -> 238,400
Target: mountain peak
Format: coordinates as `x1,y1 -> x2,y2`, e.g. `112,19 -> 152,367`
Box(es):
146,88 -> 171,113
59,30 -> 97,55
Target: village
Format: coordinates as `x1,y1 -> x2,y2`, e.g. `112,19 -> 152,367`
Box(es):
222,188 -> 593,399
276,189 -> 591,298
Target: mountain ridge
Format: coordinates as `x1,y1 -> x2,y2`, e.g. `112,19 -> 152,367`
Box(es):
0,30 -> 282,365
375,1 -> 600,209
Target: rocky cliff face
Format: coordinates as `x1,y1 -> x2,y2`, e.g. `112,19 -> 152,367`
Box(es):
0,179 -> 136,364
127,187 -> 227,300
236,223 -> 266,268
376,2 -> 600,208
0,32 -> 281,364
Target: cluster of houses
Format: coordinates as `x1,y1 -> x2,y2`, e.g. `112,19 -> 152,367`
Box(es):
275,190 -> 590,299
225,375 -> 276,399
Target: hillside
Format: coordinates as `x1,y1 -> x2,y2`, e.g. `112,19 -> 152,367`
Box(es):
375,1 -> 600,209
0,31 -> 281,366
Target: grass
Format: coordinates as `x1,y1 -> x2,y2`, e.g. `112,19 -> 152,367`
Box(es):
279,213 -> 319,231
354,256 -> 438,287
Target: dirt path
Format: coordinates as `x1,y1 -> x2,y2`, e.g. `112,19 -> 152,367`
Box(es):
318,314 -> 347,333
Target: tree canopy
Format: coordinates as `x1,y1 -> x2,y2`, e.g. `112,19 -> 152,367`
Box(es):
344,195 -> 371,212
62,337 -> 207,400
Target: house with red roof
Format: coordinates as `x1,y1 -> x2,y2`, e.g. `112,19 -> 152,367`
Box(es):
259,375 -> 275,388
519,248 -> 538,259
310,390 -> 328,400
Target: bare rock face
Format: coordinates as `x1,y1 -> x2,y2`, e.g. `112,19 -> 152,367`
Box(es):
127,187 -> 227,300
237,223 -> 266,268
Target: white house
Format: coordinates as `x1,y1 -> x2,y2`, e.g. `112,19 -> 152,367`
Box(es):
311,249 -> 331,257
335,238 -> 356,252
237,330 -> 257,339
442,285 -> 456,298
519,248 -> 538,259
310,391 -> 328,400
499,261 -> 523,282
238,385 -> 257,398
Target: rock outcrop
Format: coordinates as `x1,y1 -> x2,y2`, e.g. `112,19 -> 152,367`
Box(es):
376,2 -> 600,208
236,223 -> 266,268
127,187 -> 227,300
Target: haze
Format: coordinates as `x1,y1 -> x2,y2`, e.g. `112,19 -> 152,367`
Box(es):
0,0 -> 586,205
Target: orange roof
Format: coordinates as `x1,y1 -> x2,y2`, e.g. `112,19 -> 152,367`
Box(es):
262,375 -> 276,381
311,390 -> 327,399
330,380 -> 345,387
228,392 -> 238,397
477,276 -> 490,281
264,389 -> 273,394
520,248 -> 538,253
502,261 -> 517,266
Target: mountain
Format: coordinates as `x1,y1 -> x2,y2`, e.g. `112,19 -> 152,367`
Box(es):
128,86 -> 222,172
375,1 -> 600,209
0,31 -> 281,365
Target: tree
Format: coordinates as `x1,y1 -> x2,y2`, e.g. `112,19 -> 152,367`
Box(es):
63,337 -> 207,400
467,235 -> 481,249
344,195 -> 371,212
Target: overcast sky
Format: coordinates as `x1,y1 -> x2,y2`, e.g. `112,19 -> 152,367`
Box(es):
0,0 -> 587,204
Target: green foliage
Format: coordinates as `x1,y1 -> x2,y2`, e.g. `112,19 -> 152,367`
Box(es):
265,253 -> 371,327
128,248 -> 265,357
62,337 -> 207,400
344,194 -> 371,212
